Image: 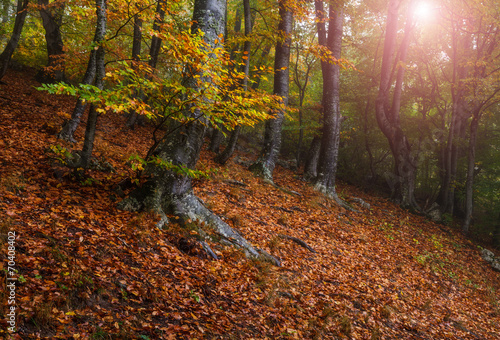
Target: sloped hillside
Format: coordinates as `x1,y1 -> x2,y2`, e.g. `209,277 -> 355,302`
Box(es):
0,69 -> 499,339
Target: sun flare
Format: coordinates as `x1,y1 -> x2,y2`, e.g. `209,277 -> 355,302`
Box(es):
414,2 -> 434,21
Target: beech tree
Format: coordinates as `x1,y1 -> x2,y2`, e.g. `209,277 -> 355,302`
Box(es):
37,0 -> 66,83
58,0 -> 108,142
115,0 -> 279,263
126,0 -> 166,129
0,0 -> 29,80
312,0 -> 343,201
375,0 -> 419,210
250,0 -> 293,182
214,0 -> 253,165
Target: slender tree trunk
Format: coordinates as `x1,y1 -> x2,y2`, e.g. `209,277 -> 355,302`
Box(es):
249,0 -> 292,182
439,98 -> 469,214
126,13 -> 144,128
209,127 -> 225,153
58,0 -> 107,142
215,0 -> 252,165
313,0 -> 343,198
292,42 -> 314,169
304,135 -> 321,180
375,0 -> 419,210
148,0 -> 166,70
74,0 -> 107,168
127,0 -> 166,130
209,6 -> 241,153
250,43 -> 271,90
0,0 -> 29,81
463,112 -> 480,234
296,105 -> 304,168
437,14 -> 473,215
37,0 -> 66,83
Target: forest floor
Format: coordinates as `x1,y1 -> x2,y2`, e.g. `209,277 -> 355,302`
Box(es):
0,68 -> 499,339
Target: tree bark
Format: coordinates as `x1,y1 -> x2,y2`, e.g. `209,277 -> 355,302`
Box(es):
250,43 -> 271,90
313,0 -> 343,198
58,0 -> 107,142
69,0 -> 107,168
374,0 -> 419,210
437,26 -> 473,215
127,0 -> 166,130
148,0 -> 166,70
304,135 -> 321,180
292,41 -> 314,169
249,0 -> 292,182
462,111 -> 480,234
215,0 -> 252,165
0,0 -> 29,81
37,0 -> 66,83
126,13 -> 144,128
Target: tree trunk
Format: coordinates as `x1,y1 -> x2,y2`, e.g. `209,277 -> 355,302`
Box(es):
118,0 -> 277,264
250,43 -> 271,90
68,0 -> 107,168
208,127 -> 224,153
292,42 -> 314,169
58,0 -> 107,142
215,0 -> 252,165
462,112 -> 480,234
313,0 -> 343,198
437,11 -> 475,215
0,0 -> 29,81
209,6 -> 242,155
126,13 -> 144,129
249,0 -> 292,182
374,0 -> 419,210
304,135 -> 321,181
148,0 -> 166,70
37,0 -> 66,83
127,0 -> 166,130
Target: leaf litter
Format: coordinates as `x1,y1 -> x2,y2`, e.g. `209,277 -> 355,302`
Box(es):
0,69 -> 499,339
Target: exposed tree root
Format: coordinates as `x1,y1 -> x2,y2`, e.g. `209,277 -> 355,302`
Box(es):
313,183 -> 359,213
278,234 -> 316,253
119,190 -> 281,266
350,197 -> 371,210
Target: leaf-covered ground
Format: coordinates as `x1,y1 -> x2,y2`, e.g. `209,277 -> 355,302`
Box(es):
1,69 -> 499,339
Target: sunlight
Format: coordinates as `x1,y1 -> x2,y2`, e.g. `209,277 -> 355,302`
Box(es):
413,1 -> 435,22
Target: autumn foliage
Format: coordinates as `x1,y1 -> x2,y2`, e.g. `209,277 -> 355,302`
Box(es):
1,69 -> 499,339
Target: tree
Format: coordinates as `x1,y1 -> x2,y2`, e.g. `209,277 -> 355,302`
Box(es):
460,2 -> 500,233
249,0 -> 293,182
0,0 -> 29,81
117,0 -> 278,263
312,0 -> 344,201
127,0 -> 166,129
214,0 -> 253,165
432,0 -> 500,232
58,0 -> 108,142
37,0 -> 66,83
375,0 -> 419,210
291,20 -> 316,168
